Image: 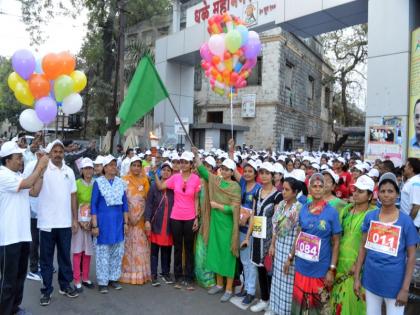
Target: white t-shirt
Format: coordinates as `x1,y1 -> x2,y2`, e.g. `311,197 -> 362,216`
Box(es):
37,161 -> 77,230
120,157 -> 131,177
400,174 -> 420,227
23,159 -> 39,218
0,166 -> 31,246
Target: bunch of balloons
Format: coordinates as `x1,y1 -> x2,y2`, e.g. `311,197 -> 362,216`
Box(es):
7,49 -> 87,132
200,13 -> 262,97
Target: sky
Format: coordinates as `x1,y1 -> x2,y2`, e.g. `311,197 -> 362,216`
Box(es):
0,0 -> 87,58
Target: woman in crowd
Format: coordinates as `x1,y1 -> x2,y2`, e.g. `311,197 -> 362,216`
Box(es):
293,159 -> 302,170
321,169 -> 348,222
244,162 -> 282,313
145,161 -> 174,286
284,173 -> 341,315
93,156 -> 104,179
284,158 -> 295,177
170,153 -> 181,174
195,156 -> 216,288
354,173 -> 419,315
120,156 -> 151,285
273,163 -> 284,192
192,147 -> 242,303
71,158 -> 95,292
91,155 -> 128,294
154,151 -> 201,290
269,177 -> 303,314
333,158 -> 352,200
330,175 -> 376,315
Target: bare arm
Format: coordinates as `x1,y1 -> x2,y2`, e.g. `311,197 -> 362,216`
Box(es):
153,171 -> 167,190
20,155 -> 49,190
29,175 -> 44,197
395,245 -> 417,306
410,204 -> 420,220
353,232 -> 368,299
192,147 -> 202,168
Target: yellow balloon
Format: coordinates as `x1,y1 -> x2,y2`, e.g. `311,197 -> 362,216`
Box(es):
70,70 -> 87,93
8,72 -> 26,92
15,81 -> 35,106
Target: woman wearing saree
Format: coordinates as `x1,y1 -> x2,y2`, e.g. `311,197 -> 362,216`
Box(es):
330,175 -> 375,315
119,156 -> 151,285
192,147 -> 242,303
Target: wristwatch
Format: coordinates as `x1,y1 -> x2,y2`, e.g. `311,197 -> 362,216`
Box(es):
329,264 -> 336,271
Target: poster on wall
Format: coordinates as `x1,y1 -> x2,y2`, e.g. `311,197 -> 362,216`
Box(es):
366,124 -> 403,166
409,27 -> 420,158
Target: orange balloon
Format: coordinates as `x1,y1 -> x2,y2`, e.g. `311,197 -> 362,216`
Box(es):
28,74 -> 50,99
212,55 -> 221,65
42,53 -> 62,80
58,51 -> 76,75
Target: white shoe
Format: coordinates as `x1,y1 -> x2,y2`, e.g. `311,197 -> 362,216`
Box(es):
250,300 -> 268,312
264,310 -> 274,315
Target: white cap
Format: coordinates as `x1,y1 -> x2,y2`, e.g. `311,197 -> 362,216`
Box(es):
145,150 -> 152,155
352,164 -> 364,172
311,163 -> 320,170
162,151 -> 171,158
273,163 -> 284,174
0,141 -> 25,157
94,155 -> 105,165
222,158 -> 236,171
171,152 -> 180,161
322,169 -> 339,184
80,157 -> 94,168
354,175 -> 375,192
320,164 -> 329,171
259,162 -> 274,173
204,156 -> 216,168
180,151 -> 194,162
103,154 -> 116,167
335,157 -> 346,164
130,156 -> 142,164
45,139 -> 64,154
161,161 -> 173,169
138,153 -> 145,159
292,169 -> 306,182
245,160 -> 258,171
367,168 -> 380,178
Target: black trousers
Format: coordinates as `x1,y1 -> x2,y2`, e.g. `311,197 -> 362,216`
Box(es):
29,218 -> 40,273
40,228 -> 73,295
258,266 -> 272,302
0,242 -> 30,315
170,219 -> 195,282
150,243 -> 172,277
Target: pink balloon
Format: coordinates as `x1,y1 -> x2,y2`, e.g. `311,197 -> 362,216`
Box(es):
243,38 -> 261,59
200,43 -> 213,63
208,34 -> 225,57
242,57 -> 257,71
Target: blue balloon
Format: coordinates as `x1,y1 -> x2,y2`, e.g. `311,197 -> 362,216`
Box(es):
35,58 -> 44,74
236,25 -> 249,47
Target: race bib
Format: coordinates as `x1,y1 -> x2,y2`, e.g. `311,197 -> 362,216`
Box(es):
365,220 -> 401,257
78,204 -> 91,222
295,231 -> 321,262
252,216 -> 267,239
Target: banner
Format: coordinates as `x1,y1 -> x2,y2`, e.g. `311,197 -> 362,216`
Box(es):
366,124 -> 403,166
408,27 -> 420,158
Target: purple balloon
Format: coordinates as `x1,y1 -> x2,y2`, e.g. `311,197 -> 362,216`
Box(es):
11,49 -> 36,80
200,43 -> 213,63
49,80 -> 55,100
35,96 -> 57,124
243,38 -> 261,59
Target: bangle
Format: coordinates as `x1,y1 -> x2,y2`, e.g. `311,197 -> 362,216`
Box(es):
329,264 -> 336,270
288,253 -> 294,261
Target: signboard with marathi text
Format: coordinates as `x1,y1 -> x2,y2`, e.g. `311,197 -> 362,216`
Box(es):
409,27 -> 420,158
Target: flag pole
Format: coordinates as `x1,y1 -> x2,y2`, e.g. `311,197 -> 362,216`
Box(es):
167,96 -> 195,147
230,87 -> 234,140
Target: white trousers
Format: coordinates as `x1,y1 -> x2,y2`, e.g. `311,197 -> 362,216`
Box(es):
365,289 -> 405,315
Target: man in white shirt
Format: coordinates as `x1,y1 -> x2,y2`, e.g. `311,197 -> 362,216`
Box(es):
37,140 -> 79,306
0,141 -> 48,315
401,158 -> 420,229
119,148 -> 134,176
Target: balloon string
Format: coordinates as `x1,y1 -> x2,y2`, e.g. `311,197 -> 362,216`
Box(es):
230,86 -> 233,140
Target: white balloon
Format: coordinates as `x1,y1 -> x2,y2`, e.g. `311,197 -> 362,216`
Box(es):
208,34 -> 226,57
248,31 -> 260,41
62,93 -> 83,115
19,109 -> 43,132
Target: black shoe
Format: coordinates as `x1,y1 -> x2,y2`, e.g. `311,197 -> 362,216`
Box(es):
82,280 -> 95,289
98,285 -> 108,294
59,286 -> 79,298
242,294 -> 255,305
40,293 -> 51,306
160,274 -> 174,284
236,290 -> 247,298
151,277 -> 161,287
109,281 -> 122,290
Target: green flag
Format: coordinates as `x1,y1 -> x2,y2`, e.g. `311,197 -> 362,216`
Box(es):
118,56 -> 168,134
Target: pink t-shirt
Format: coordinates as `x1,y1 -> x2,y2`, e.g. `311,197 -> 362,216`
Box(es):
165,173 -> 201,220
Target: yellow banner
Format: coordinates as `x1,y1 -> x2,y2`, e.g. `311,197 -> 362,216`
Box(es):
408,27 -> 420,158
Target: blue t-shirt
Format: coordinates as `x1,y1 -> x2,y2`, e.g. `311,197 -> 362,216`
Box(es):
239,177 -> 261,233
361,209 -> 419,298
295,203 -> 342,278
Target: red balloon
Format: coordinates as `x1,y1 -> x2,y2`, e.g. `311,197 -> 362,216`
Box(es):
42,53 -> 62,80
28,74 -> 50,99
58,52 -> 76,75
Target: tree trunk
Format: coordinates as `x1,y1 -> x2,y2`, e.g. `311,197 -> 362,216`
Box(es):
333,134 -> 349,151
340,71 -> 350,126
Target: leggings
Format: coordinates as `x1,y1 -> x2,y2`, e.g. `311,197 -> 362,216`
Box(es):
365,289 -> 404,315
73,252 -> 91,284
171,219 -> 195,282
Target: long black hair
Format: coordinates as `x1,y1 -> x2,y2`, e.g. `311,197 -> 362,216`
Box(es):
283,177 -> 302,195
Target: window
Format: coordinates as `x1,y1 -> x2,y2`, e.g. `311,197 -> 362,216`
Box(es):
324,87 -> 331,109
307,76 -> 314,100
247,57 -> 262,86
194,65 -> 202,91
285,61 -> 294,90
284,138 -> 293,151
207,111 -> 223,123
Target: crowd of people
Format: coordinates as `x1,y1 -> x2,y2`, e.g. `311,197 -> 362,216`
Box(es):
0,133 -> 419,315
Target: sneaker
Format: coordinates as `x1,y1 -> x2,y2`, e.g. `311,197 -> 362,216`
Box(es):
27,272 -> 42,281
82,280 -> 95,289
208,285 -> 224,295
185,281 -> 195,291
242,294 -> 255,305
151,277 -> 161,287
39,293 -> 51,306
236,290 -> 247,298
264,310 -> 274,315
14,307 -> 32,315
220,291 -> 233,303
173,281 -> 183,289
109,281 -> 122,290
250,300 -> 268,312
58,286 -> 79,298
75,283 -> 83,293
160,274 -> 174,284
98,285 -> 108,294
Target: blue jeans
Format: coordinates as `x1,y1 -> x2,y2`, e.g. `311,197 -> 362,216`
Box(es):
239,231 -> 257,295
